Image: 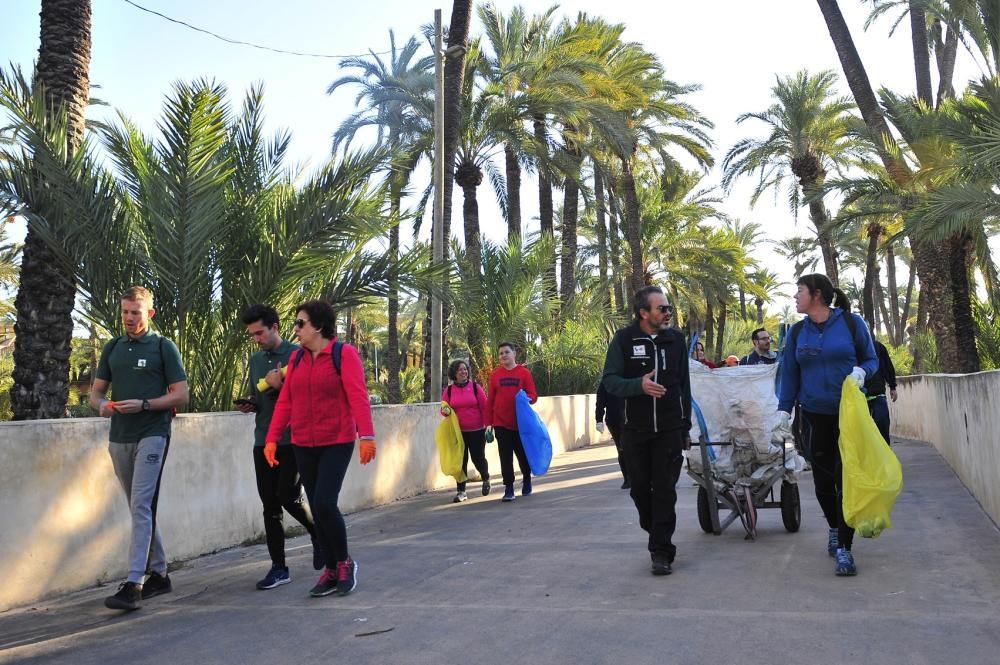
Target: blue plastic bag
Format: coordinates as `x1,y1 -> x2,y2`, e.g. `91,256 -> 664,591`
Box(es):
515,389 -> 552,475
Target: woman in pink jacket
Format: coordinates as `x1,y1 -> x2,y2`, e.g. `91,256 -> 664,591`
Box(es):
265,300 -> 376,598
441,359 -> 490,503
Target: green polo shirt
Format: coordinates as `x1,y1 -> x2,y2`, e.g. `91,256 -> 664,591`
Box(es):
249,339 -> 298,447
95,331 -> 187,443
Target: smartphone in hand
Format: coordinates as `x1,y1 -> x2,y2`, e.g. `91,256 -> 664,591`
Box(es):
233,398 -> 256,408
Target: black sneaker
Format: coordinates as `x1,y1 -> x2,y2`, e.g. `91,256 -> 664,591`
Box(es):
311,537 -> 324,571
651,555 -> 673,576
141,572 -> 172,599
335,558 -> 358,595
621,480 -> 630,490
309,568 -> 338,597
256,565 -> 291,590
104,581 -> 142,611
481,476 -> 491,496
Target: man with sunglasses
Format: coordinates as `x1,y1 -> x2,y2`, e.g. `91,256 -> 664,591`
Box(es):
738,328 -> 778,366
601,286 -> 691,576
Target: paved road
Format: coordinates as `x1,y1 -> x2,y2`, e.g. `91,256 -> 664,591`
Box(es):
2,438 -> 999,665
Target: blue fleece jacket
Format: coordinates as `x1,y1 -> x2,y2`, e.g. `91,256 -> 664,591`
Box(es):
777,308 -> 877,415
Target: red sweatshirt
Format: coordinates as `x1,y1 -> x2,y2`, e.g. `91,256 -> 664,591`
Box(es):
486,364 -> 537,430
266,339 -> 375,447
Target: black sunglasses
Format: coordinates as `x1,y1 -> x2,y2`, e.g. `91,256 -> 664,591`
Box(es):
294,318 -> 309,328
655,305 -> 674,313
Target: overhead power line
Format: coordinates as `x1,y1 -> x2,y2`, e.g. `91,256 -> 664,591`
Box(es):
122,0 -> 392,59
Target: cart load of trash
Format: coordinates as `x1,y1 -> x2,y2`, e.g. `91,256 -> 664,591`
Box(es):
685,360 -> 806,488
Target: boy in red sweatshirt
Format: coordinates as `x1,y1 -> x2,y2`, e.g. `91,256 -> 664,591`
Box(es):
486,341 -> 538,502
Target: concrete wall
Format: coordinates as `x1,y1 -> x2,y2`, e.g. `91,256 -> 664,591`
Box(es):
891,371 -> 1000,527
0,395 -> 604,611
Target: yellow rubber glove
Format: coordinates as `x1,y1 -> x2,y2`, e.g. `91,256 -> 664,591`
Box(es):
263,441 -> 279,467
359,439 -> 376,465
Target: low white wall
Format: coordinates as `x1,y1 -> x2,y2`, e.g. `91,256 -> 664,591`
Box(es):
891,371 -> 1000,527
0,395 -> 604,611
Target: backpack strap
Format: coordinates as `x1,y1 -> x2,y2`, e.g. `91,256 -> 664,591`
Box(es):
291,342 -> 343,376
447,384 -> 452,402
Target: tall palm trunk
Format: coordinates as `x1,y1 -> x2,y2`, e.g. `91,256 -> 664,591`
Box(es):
594,162 -> 609,307
794,158 -> 839,284
534,117 -> 556,291
504,143 -> 522,244
861,222 -> 880,327
704,299 -> 714,352
886,244 -> 902,344
909,0 -> 933,106
902,253 -> 916,339
738,287 -> 747,320
755,297 -> 765,324
11,0 -> 92,420
621,155 -> 644,293
932,17 -> 958,105
559,129 -> 582,310
815,0 -> 977,373
608,199 -> 626,315
876,276 -> 893,341
387,181 -> 403,404
456,159 -> 484,366
714,300 -> 727,362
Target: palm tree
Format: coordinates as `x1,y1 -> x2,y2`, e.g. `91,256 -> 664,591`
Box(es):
722,70 -> 865,286
1,74 -> 416,411
328,33 -> 433,403
9,0 -> 91,419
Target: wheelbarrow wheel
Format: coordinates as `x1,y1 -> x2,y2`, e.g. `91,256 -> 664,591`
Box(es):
781,481 -> 801,532
697,486 -> 714,533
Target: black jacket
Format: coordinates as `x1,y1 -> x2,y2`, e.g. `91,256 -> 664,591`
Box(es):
601,322 -> 691,433
865,340 -> 898,396
595,382 -> 624,427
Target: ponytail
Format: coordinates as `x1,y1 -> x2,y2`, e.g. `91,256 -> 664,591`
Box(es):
832,288 -> 851,313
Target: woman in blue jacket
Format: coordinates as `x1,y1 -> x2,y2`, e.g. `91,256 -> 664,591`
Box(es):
778,274 -> 877,577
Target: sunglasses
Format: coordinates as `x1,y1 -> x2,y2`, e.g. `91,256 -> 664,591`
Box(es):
757,336 -> 771,342
655,305 -> 674,314
294,318 -> 309,328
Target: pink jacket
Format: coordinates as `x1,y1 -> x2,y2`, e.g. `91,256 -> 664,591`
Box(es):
266,339 -> 374,447
441,381 -> 488,432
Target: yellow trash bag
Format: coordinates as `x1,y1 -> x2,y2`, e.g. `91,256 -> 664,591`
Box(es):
838,378 -> 903,538
436,402 -> 467,483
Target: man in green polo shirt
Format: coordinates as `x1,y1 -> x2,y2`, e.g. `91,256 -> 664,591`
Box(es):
239,304 -> 319,591
90,286 -> 189,611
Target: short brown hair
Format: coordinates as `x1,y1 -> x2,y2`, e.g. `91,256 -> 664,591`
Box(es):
121,286 -> 154,307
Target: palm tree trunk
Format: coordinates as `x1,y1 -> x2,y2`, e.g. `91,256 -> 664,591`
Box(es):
909,0 -> 933,106
534,117 -> 556,291
949,233 -> 980,372
861,223 -> 880,327
885,244 -> 902,344
705,299 -> 714,352
608,200 -> 626,315
621,156 -> 644,293
594,162 -> 609,308
714,300 -> 727,362
815,0 -> 972,373
876,275 -> 893,342
738,287 -> 747,320
803,180 -> 839,285
755,298 -> 764,324
560,130 -> 582,310
504,143 -> 522,244
933,18 -> 958,105
11,0 -> 92,420
387,187 -> 402,404
459,169 -> 484,364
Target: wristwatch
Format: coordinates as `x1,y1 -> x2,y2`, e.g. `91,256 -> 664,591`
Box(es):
142,399 -> 151,411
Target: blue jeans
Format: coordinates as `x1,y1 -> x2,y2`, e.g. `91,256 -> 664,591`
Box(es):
868,395 -> 891,445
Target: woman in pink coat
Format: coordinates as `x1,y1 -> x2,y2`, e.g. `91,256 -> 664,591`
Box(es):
441,359 -> 490,502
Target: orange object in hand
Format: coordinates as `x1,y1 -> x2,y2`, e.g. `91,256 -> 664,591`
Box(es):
359,439 -> 376,465
263,441 -> 279,467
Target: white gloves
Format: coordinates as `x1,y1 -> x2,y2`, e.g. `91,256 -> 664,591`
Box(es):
850,366 -> 866,388
776,411 -> 791,432
596,422 -> 605,433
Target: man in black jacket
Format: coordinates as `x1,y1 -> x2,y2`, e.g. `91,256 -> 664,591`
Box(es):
601,286 -> 692,576
865,340 -> 898,444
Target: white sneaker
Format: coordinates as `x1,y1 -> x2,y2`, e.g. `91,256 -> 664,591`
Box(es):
452,491 -> 468,503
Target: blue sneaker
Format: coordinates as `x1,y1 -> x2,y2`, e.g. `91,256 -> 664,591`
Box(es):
256,565 -> 291,590
827,528 -> 839,557
521,477 -> 532,496
835,548 -> 857,576
501,484 -> 515,502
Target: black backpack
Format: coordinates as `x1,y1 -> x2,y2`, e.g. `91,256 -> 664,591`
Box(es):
290,341 -> 344,375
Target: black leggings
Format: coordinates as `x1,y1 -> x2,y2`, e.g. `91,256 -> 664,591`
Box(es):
494,426 -> 531,486
253,445 -> 316,567
294,443 -> 354,569
801,410 -> 854,550
457,429 -> 490,492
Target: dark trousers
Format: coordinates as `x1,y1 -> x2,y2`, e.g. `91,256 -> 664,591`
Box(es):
622,428 -> 684,562
495,426 -> 531,486
801,410 -> 854,550
253,445 -> 316,567
457,429 -> 490,492
294,443 -> 354,568
608,422 -> 628,483
868,396 -> 891,445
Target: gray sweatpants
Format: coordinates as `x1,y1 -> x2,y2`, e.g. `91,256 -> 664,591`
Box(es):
108,436 -> 170,583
